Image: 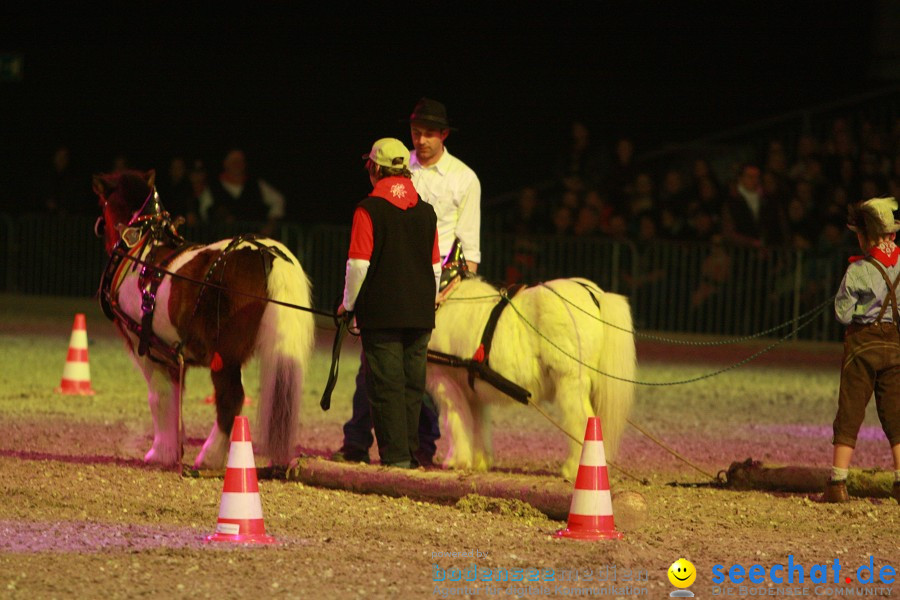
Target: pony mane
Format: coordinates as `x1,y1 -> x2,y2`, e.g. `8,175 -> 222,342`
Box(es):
110,170 -> 153,213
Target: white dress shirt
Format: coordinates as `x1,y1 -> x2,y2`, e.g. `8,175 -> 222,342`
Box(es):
410,146 -> 481,264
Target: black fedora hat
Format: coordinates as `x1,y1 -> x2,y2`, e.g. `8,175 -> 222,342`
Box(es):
404,97 -> 457,131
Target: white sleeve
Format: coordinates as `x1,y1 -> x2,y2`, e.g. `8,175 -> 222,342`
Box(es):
455,173 -> 481,263
342,258 -> 370,311
258,179 -> 286,220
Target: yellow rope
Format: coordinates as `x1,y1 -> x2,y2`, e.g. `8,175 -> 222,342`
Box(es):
626,418 -> 717,480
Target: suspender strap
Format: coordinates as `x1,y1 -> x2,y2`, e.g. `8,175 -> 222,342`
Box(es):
468,284 -> 525,390
864,256 -> 900,324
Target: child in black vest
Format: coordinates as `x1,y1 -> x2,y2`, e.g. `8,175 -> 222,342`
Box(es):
338,138 -> 441,468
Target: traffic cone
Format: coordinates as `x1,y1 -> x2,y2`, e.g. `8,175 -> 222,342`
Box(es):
55,313 -> 95,395
556,417 -> 623,540
206,415 -> 276,544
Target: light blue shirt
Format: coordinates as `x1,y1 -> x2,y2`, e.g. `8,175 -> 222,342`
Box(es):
835,257 -> 900,325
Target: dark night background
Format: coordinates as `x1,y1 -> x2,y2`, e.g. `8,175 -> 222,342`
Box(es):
0,1 -> 888,224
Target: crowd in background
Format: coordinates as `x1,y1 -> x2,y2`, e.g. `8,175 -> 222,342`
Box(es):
27,111 -> 900,277
19,107 -> 900,340
31,147 -> 286,237
31,112 -> 900,258
490,115 -> 900,257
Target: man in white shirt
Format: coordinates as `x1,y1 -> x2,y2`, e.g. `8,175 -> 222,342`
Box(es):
408,98 -> 481,271
334,98 -> 482,467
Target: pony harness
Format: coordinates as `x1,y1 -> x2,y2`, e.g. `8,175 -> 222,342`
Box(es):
99,206 -> 200,368
99,193 -> 289,369
427,283 -> 532,404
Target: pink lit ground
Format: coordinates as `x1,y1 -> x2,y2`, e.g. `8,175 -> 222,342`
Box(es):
0,294 -> 897,598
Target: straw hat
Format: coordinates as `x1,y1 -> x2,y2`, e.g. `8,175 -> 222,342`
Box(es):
847,197 -> 900,235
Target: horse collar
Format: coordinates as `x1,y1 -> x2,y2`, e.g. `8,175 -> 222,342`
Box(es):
470,283 -> 526,367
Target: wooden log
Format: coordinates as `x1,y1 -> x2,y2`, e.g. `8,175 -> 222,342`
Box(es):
725,458 -> 894,498
267,458 -> 575,521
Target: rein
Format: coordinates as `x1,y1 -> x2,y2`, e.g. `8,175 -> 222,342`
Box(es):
109,249 -> 333,318
99,187 -> 332,371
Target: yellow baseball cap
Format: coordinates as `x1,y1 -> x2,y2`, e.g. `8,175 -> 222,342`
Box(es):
363,137 -> 410,168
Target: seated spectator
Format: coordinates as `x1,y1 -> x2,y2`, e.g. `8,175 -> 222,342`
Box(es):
690,234 -> 732,310
765,140 -> 790,178
553,120 -> 605,195
156,155 -> 196,224
789,134 -> 822,182
689,176 -> 723,226
621,212 -> 668,305
208,148 -> 286,236
822,117 -> 858,182
762,169 -> 791,215
501,185 -> 546,236
785,197 -> 818,250
605,212 -> 630,243
559,189 -> 582,212
573,205 -> 601,237
627,172 -> 656,218
658,167 -> 690,219
35,145 -> 88,216
658,206 -> 687,241
550,205 -> 574,236
189,159 -> 213,225
583,188 -> 614,234
835,157 -> 861,202
684,208 -> 719,243
721,163 -> 788,248
688,157 -> 721,200
604,136 -> 637,211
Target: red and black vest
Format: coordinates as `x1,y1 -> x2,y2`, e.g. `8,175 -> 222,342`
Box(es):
354,195 -> 437,330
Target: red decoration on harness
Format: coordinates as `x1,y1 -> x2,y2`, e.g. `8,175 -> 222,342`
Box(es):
210,352 -> 223,372
472,344 -> 485,363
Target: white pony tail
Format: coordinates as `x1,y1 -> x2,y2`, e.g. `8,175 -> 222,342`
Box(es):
593,291 -> 636,461
255,248 -> 315,465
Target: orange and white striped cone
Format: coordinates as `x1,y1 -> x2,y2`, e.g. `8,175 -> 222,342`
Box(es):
55,313 -> 95,395
556,416 -> 623,540
206,416 -> 276,544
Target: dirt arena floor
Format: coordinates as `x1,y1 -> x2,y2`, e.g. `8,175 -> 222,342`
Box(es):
0,294 -> 897,599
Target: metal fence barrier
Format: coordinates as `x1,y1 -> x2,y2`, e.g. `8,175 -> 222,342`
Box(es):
0,214 -> 846,341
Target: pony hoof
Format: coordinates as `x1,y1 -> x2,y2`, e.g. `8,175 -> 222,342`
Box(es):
144,448 -> 179,468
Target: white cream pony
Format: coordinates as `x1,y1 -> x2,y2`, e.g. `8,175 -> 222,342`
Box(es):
427,277 -> 636,480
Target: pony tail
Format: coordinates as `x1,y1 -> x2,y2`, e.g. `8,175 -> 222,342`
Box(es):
592,291 -> 636,461
255,247 -> 315,465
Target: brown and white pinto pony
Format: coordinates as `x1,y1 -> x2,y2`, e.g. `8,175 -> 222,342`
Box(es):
93,169 -> 314,469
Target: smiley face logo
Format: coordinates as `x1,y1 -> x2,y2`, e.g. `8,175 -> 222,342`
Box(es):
668,558 -> 697,588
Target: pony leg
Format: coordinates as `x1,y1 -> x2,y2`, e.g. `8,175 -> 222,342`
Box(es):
555,380 -> 595,480
430,375 -> 476,470
195,364 -> 244,470
470,401 -> 494,472
139,358 -> 183,468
